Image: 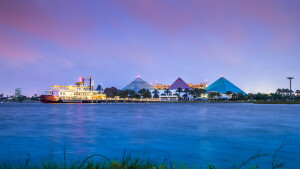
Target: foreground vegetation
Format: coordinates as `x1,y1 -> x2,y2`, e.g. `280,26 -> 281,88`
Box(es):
0,144 -> 288,169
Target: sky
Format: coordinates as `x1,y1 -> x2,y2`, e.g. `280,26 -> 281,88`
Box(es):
0,0 -> 299,96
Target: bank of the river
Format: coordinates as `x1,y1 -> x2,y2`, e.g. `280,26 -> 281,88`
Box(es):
251,101 -> 300,104
3,100 -> 300,104
0,151 -> 285,169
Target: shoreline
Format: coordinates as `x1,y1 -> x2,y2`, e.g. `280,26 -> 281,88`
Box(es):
2,100 -> 300,104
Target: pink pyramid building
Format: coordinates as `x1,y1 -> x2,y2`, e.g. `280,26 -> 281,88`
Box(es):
168,77 -> 193,90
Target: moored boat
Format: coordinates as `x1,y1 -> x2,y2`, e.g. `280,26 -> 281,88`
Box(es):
40,77 -> 106,103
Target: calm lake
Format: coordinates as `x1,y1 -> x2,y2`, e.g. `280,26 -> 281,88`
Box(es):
0,103 -> 300,168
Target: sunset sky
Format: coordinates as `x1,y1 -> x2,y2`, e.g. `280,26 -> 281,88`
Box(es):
0,0 -> 299,96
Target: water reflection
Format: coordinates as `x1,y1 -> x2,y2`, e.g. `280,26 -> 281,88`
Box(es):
0,103 -> 300,168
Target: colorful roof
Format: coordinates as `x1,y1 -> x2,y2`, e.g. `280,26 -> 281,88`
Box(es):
206,77 -> 246,94
122,77 -> 154,93
168,77 -> 193,90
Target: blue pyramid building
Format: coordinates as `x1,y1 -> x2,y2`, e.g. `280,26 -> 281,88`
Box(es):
206,77 -> 246,95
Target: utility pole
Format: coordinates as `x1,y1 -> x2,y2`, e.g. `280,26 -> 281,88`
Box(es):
287,77 -> 294,101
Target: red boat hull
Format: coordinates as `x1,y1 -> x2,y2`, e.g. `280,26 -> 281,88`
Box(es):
40,95 -> 60,103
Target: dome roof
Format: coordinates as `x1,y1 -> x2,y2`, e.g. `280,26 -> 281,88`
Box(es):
122,77 -> 154,93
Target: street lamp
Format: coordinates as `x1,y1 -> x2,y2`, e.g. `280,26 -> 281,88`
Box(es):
287,77 -> 294,101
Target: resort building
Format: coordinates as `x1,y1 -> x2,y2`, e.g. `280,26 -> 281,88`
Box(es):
160,95 -> 178,102
154,84 -> 170,90
122,76 -> 154,93
206,77 -> 246,98
169,77 -> 193,91
188,83 -> 207,89
154,81 -> 207,90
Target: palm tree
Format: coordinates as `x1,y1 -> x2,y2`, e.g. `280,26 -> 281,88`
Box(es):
176,88 -> 183,101
189,90 -> 195,100
231,93 -> 238,99
225,91 -> 232,99
296,90 -> 300,96
152,89 -> 160,98
164,89 -> 171,96
129,90 -> 136,98
193,88 -> 200,98
276,88 -> 282,95
183,88 -> 190,101
208,92 -> 217,99
199,89 -> 207,100
283,88 -> 289,96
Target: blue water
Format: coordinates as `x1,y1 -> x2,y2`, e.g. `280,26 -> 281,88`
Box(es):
0,103 -> 300,168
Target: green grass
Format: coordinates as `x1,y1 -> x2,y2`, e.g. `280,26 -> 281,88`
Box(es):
0,144 -> 287,169
252,100 -> 300,104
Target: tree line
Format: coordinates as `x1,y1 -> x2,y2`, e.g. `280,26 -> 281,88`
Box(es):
102,87 -> 300,101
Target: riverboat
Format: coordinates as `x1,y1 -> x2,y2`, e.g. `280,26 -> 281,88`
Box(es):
40,77 -> 106,103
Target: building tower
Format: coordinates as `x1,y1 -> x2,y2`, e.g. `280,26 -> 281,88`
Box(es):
287,77 -> 294,101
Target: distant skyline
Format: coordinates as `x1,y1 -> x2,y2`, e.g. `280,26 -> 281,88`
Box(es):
0,0 -> 299,96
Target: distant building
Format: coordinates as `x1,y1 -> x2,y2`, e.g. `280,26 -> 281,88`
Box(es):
188,83 -> 207,89
122,76 -> 154,93
206,77 -> 246,96
96,85 -> 104,93
160,95 -> 178,101
169,77 -> 193,90
15,88 -> 21,97
154,84 -> 170,90
154,80 -> 207,90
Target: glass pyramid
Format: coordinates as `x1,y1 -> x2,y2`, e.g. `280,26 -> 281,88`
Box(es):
169,77 -> 193,90
206,77 -> 246,94
122,77 -> 154,93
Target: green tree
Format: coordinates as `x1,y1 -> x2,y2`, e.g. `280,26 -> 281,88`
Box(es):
138,89 -> 147,95
152,89 -> 160,98
199,89 -> 207,98
142,90 -> 152,98
296,90 -> 300,96
129,90 -> 136,98
164,89 -> 171,96
193,88 -> 200,98
183,88 -> 190,101
237,93 -> 244,99
189,90 -> 195,100
104,87 -> 120,98
176,88 -> 183,101
138,89 -> 151,98
276,88 -> 283,96
231,93 -> 238,99
225,91 -> 232,99
119,90 -> 132,98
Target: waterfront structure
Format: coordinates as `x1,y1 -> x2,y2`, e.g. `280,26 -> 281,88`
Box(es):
96,84 -> 104,93
122,76 -> 154,93
154,84 -> 170,90
40,77 -> 106,103
169,77 -> 193,90
188,83 -> 207,89
287,77 -> 294,101
154,81 -> 206,90
160,95 -> 178,101
206,77 -> 246,97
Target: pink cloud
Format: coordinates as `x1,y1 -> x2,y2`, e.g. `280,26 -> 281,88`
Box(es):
0,0 -> 98,49
0,30 -> 42,65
